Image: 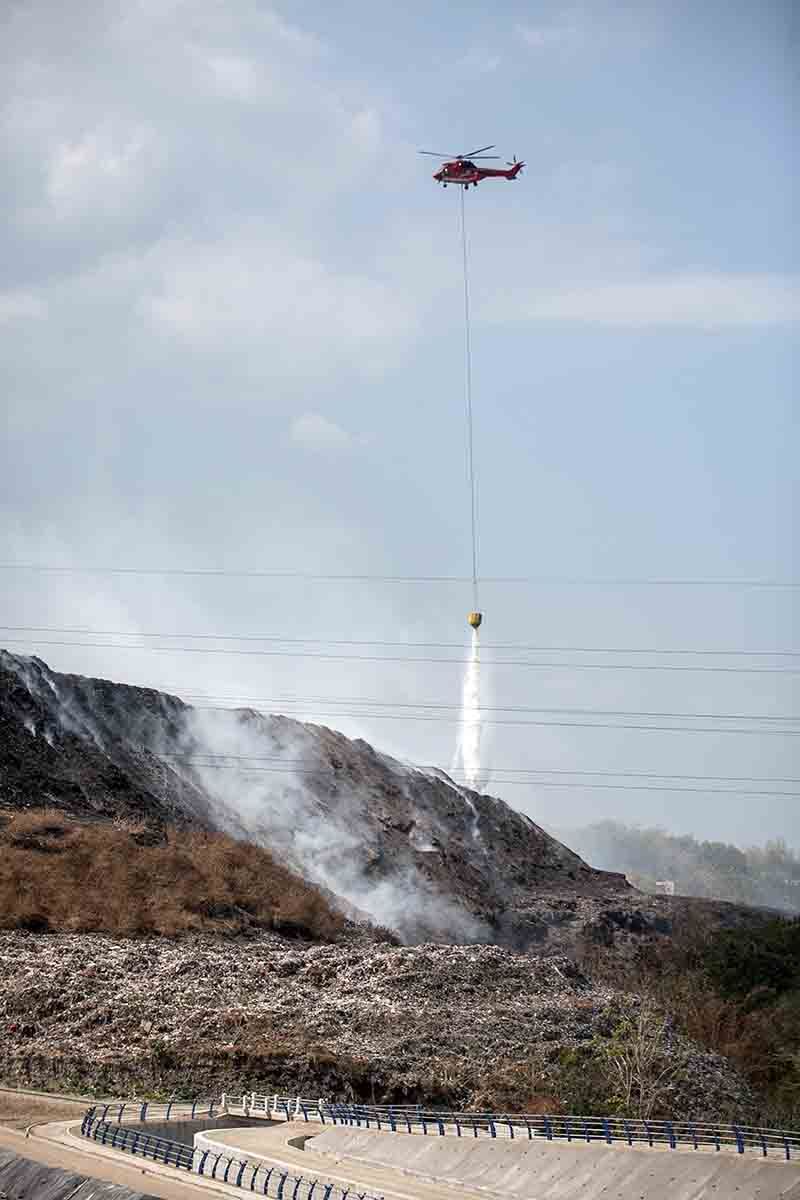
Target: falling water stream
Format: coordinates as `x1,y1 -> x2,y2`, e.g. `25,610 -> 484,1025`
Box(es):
458,627 -> 482,788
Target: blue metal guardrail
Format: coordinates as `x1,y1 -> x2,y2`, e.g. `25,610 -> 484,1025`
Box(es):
79,1107 -> 383,1200
252,1096 -> 800,1162
327,1105 -> 800,1161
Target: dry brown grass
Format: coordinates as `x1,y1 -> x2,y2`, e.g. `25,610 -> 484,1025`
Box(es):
0,810 -> 345,941
0,1090 -> 88,1130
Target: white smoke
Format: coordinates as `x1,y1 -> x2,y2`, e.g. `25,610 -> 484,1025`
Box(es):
2,649 -> 490,943
172,706 -> 488,942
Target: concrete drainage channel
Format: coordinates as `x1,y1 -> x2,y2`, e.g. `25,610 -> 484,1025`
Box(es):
73,1095 -> 800,1200
0,1146 -> 159,1200
79,1104 -> 385,1199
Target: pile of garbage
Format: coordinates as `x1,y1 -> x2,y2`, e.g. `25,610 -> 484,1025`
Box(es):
0,929 -> 752,1120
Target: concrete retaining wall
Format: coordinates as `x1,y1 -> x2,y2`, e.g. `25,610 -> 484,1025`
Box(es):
0,1148 -> 158,1200
307,1126 -> 800,1200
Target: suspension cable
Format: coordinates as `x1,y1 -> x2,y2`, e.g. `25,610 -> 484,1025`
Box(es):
460,186 -> 479,613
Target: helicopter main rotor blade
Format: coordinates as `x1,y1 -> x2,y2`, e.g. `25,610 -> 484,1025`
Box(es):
418,150 -> 460,157
463,144 -> 495,157
470,155 -> 500,160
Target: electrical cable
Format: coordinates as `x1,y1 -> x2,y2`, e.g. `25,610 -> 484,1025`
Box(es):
155,751 -> 799,785
2,637 -> 797,673
0,563 -> 796,587
183,705 -> 798,734
2,623 -> 796,656
156,754 -> 800,797
170,690 -> 798,722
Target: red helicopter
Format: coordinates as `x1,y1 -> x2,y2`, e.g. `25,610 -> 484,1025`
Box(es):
418,144 -> 524,188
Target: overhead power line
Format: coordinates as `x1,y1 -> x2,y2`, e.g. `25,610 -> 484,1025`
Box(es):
158,752 -> 799,786
171,689 -> 799,723
187,706 -> 799,734
2,624 -> 796,657
157,754 -> 799,797
3,637 -> 798,674
0,563 -> 797,588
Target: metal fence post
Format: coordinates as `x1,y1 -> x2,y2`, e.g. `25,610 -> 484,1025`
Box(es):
292,1176 -> 304,1199
277,1169 -> 287,1199
622,1120 -> 632,1146
165,1100 -> 173,1120
437,1118 -> 445,1136
236,1160 -> 247,1187
603,1118 -> 611,1145
733,1125 -> 744,1155
139,1100 -> 148,1122
489,1119 -> 496,1139
543,1117 -> 552,1141
666,1121 -> 676,1149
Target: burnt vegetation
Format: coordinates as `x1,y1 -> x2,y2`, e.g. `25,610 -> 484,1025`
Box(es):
0,810 -> 346,941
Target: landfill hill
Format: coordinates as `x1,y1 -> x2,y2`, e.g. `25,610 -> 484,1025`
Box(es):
0,929 -> 754,1120
0,649 -> 765,952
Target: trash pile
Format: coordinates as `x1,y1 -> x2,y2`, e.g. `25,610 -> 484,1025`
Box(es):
0,930 -> 752,1120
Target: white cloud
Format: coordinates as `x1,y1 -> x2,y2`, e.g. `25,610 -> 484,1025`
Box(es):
516,21 -> 581,50
142,230 -> 416,373
204,53 -> 263,101
501,273 -> 800,328
289,412 -> 360,451
0,291 -> 46,323
457,50 -> 502,75
515,6 -> 658,55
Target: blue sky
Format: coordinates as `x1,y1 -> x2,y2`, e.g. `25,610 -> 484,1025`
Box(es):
1,0 -> 797,845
